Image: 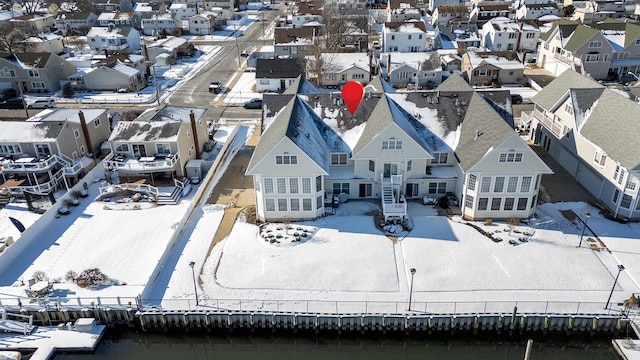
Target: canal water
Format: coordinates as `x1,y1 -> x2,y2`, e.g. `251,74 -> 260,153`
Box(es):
53,328 -> 621,359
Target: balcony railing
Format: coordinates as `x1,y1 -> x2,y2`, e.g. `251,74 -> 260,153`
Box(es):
105,153 -> 180,173
532,108 -> 562,137
1,154 -> 84,176
4,170 -> 65,196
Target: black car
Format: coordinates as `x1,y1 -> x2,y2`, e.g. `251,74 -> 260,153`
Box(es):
243,98 -> 262,109
0,97 -> 24,109
0,88 -> 17,102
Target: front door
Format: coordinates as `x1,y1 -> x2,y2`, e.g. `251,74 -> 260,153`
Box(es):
132,144 -> 147,158
383,163 -> 398,178
359,183 -> 372,197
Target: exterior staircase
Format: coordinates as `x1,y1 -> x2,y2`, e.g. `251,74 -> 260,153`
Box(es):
157,186 -> 183,205
380,175 -> 407,223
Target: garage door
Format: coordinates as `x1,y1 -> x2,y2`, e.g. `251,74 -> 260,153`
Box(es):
577,164 -> 603,198
556,146 -> 579,177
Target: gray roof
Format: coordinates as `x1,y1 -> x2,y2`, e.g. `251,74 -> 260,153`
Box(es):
109,120 -> 181,142
455,93 -> 515,171
248,96 -> 349,174
0,121 -> 64,142
283,75 -> 320,95
437,72 -> 473,92
366,76 -> 395,94
136,105 -> 207,123
531,70 -> 602,110
256,58 -> 306,79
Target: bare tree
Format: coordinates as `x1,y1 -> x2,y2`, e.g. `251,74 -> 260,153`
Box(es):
65,36 -> 88,51
21,0 -> 46,13
0,26 -> 28,53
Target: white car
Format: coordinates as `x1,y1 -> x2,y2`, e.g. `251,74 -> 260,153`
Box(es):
26,98 -> 56,109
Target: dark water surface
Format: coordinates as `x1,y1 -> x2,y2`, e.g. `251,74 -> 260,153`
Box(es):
53,328 -> 622,360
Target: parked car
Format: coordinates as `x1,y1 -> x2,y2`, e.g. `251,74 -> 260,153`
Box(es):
0,97 -> 24,109
26,98 -> 56,109
0,88 -> 17,101
209,81 -> 222,94
243,98 -> 262,109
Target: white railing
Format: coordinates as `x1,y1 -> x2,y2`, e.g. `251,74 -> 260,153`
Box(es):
532,109 -> 562,137
105,153 -> 180,173
383,201 -> 407,216
98,182 -> 160,199
12,170 -> 65,196
1,154 -> 84,176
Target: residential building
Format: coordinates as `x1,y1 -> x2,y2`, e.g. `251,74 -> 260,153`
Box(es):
10,13 -> 55,35
170,3 -> 197,21
462,50 -> 526,85
94,0 -> 134,14
469,4 -> 510,25
255,58 -> 306,92
433,24 -> 481,50
140,12 -> 179,36
292,14 -> 323,28
387,0 -> 421,22
0,53 -> 76,93
319,53 -> 372,88
524,70 -> 640,220
274,27 -> 315,59
188,11 -> 221,35
86,26 -> 141,54
25,34 -> 65,54
379,51 -> 442,88
428,0 -> 462,13
0,10 -> 21,28
145,37 -> 194,62
55,11 -> 98,35
97,11 -> 142,31
247,74 -> 551,222
339,23 -> 368,52
104,106 -> 209,180
68,59 -> 146,92
431,6 -> 471,27
382,21 -> 428,52
514,2 -> 559,20
481,17 -> 540,53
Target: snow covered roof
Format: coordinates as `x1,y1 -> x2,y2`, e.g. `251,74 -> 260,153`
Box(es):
321,53 -> 370,73
465,50 -> 525,70
30,108 -> 108,124
0,121 -> 64,142
109,120 -> 182,142
384,21 -> 427,33
137,105 -> 207,123
0,53 -> 52,68
379,52 -> 437,72
97,11 -> 135,21
111,60 -> 139,76
87,26 -> 133,38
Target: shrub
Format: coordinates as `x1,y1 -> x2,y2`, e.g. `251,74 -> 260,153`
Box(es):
76,268 -> 109,288
65,270 -> 78,282
32,270 -> 47,282
61,82 -> 75,98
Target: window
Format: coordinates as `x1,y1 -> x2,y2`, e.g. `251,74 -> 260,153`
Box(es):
73,129 -> 80,138
290,198 -> 300,211
504,197 -> 515,210
277,178 -> 286,194
0,144 -> 21,154
35,144 -> 51,157
433,153 -> 448,164
32,82 -> 45,89
406,160 -> 412,172
289,178 -> 299,194
613,189 -> 620,203
614,165 -> 620,181
618,168 -> 626,185
80,145 -> 85,154
620,194 -> 632,209
391,35 -> 395,40
526,33 -> 535,39
27,69 -> 40,77
467,174 -> 477,191
520,176 -> 532,192
114,143 -> 129,153
352,73 -> 364,80
480,177 -> 491,193
428,182 -> 447,194
408,35 -> 411,40
506,177 -> 518,193
603,53 -> 609,62
316,195 -> 323,209
156,143 -> 171,154
564,103 -> 573,115
369,160 -> 375,172
302,178 -> 311,193
517,197 -> 528,210
478,197 -> 488,211
585,53 -> 600,62
302,198 -> 312,211
465,194 -> 474,209
264,178 -> 274,194
508,32 -> 517,39
491,198 -> 502,211
333,182 -> 350,194
494,177 -> 505,192
588,41 -> 602,48
382,139 -> 403,149
315,176 -> 322,192
278,198 -> 288,211
265,199 -> 275,211
275,154 -> 297,165
478,69 -> 487,76
331,153 -> 348,165
259,79 -> 269,85
0,67 -> 15,78
593,152 -> 606,167
626,177 -> 637,191
499,152 -> 523,162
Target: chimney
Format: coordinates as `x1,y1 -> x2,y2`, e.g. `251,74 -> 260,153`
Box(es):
474,130 -> 482,140
78,110 -> 94,159
516,22 -> 523,54
387,53 -> 391,81
189,110 -> 200,159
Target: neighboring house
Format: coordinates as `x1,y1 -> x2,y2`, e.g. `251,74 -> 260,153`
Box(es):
247,74 -> 550,222
428,0 -> 461,13
170,3 -> 197,21
55,11 -> 98,35
339,23 -> 369,52
431,6 -> 471,27
481,17 -> 540,53
387,0 -> 421,22
68,60 -> 146,92
439,51 -> 462,71
274,27 -> 315,59
379,51 -> 442,88
188,11 -> 220,35
462,50 -> 526,85
515,2 -> 559,20
255,58 -> 306,92
433,24 -> 481,50
98,11 -> 142,31
140,12 -> 179,36
469,4 -> 510,25
145,37 -> 194,62
0,52 -> 76,93
382,21 -> 428,52
104,105 -> 209,180
0,10 -> 21,28
94,0 -> 134,14
0,109 -> 110,195
291,13 -> 323,28
592,19 -> 640,79
525,70 -> 640,220
320,53 -> 372,88
9,13 -> 55,35
203,0 -> 234,13
86,26 -> 141,54
25,33 -> 65,54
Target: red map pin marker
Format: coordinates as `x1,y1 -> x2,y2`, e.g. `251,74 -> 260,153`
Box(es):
341,80 -> 364,116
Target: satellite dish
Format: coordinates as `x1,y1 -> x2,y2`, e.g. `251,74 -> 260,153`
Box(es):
48,3 -> 59,15
12,3 -> 23,13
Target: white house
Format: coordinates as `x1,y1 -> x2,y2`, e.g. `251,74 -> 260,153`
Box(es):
255,58 -> 306,92
431,6 -> 471,27
319,52 -> 372,88
141,13 -> 179,36
387,0 -> 422,22
188,11 -> 219,35
481,17 -> 540,52
382,21 -> 428,52
55,11 -> 98,35
248,74 -> 551,222
379,52 -> 442,88
292,14 -> 323,28
525,70 -> 640,220
86,26 -> 141,54
515,3 -> 559,20
25,33 -> 65,54
170,3 -> 197,21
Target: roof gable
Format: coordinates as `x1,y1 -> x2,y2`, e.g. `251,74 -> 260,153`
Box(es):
532,70 -> 602,110
256,58 -> 306,79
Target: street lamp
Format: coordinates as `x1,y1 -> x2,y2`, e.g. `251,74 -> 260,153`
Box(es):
189,261 -> 199,306
408,268 -> 416,311
605,264 -> 625,309
578,212 -> 591,248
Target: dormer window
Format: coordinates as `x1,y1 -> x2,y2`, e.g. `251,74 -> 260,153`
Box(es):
331,153 -> 348,165
276,153 -> 297,165
382,139 -> 402,150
